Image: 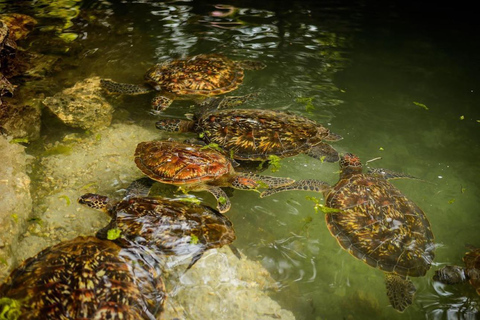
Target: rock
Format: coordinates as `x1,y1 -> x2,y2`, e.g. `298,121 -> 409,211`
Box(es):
0,98 -> 41,141
0,73 -> 13,98
165,247 -> 296,320
0,13 -> 36,42
42,76 -> 114,130
0,135 -> 33,281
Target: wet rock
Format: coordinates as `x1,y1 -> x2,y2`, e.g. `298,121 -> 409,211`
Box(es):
0,13 -> 36,42
165,247 -> 295,320
0,73 -> 13,98
0,97 -> 41,140
0,135 -> 33,281
42,76 -> 114,130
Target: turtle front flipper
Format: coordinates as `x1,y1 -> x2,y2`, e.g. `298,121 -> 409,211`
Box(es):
125,177 -> 155,198
232,173 -> 294,190
151,95 -> 174,113
155,118 -> 194,133
368,168 -> 419,181
260,179 -> 330,198
385,273 -> 416,312
205,185 -> 231,213
100,79 -> 152,95
236,60 -> 266,70
199,93 -> 258,110
306,142 -> 340,162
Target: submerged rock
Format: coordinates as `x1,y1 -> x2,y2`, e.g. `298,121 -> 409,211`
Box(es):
43,76 -> 114,130
0,97 -> 41,140
165,247 -> 296,320
0,136 -> 32,281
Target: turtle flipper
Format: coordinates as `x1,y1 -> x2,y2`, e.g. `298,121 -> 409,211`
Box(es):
205,185 -> 231,213
151,95 -> 173,113
125,177 -> 155,198
385,273 -> 416,312
236,60 -> 266,70
155,118 -> 194,132
368,168 -> 419,181
433,265 -> 468,285
100,79 -> 152,95
232,173 -> 294,190
186,252 -> 204,271
199,93 -> 258,110
229,244 -> 242,259
306,142 -> 340,162
260,179 -> 330,198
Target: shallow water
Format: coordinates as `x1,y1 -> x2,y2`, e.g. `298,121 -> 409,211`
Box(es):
2,0 -> 480,319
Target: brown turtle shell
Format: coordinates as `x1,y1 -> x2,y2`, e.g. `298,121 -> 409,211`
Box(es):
0,236 -> 165,320
325,167 -> 435,278
134,140 -> 234,185
100,196 -> 236,257
145,54 -> 244,97
195,108 -> 338,160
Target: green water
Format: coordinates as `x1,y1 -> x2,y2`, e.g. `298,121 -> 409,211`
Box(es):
2,0 -> 479,319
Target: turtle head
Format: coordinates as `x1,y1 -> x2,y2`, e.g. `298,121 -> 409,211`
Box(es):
339,153 -> 363,177
78,193 -> 110,212
155,118 -> 191,132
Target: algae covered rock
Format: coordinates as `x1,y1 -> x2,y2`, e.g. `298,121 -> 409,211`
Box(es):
43,76 -> 114,130
165,247 -> 296,320
0,136 -> 32,281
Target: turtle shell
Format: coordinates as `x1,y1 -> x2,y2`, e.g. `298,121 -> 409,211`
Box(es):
99,196 -> 236,257
325,173 -> 435,277
144,54 -> 244,97
196,108 -> 335,160
0,236 -> 165,320
463,247 -> 480,294
134,140 -> 234,185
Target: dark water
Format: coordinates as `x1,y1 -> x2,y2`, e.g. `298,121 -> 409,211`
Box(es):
2,0 -> 479,319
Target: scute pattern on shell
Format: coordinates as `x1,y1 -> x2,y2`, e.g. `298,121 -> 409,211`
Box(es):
0,236 -> 165,320
105,197 -> 236,256
145,54 -> 244,96
196,109 -> 330,160
134,140 -> 233,184
325,174 -> 435,277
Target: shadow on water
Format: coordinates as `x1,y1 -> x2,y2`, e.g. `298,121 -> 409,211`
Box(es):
1,0 -> 479,319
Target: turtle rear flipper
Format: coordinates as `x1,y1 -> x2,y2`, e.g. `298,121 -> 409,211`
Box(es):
260,179 -> 330,198
385,273 -> 416,312
100,79 -> 152,95
307,142 -> 340,162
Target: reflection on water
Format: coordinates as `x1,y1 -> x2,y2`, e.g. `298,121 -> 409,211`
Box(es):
1,0 -> 479,319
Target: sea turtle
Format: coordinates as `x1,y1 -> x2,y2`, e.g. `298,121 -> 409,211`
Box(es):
78,181 -> 239,270
261,153 -> 435,312
155,97 -> 342,162
134,140 -> 295,213
100,53 -> 265,113
433,246 -> 480,295
0,236 -> 165,320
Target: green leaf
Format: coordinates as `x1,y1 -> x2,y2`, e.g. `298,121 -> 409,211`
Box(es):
413,101 -> 429,110
0,297 -> 22,320
218,196 -> 227,205
58,195 -> 71,206
268,155 -> 282,173
106,228 -> 121,240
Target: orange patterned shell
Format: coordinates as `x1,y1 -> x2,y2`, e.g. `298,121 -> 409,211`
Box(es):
0,236 -> 165,319
134,140 -> 234,185
196,109 -> 333,160
144,54 -> 244,96
325,174 -> 435,278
